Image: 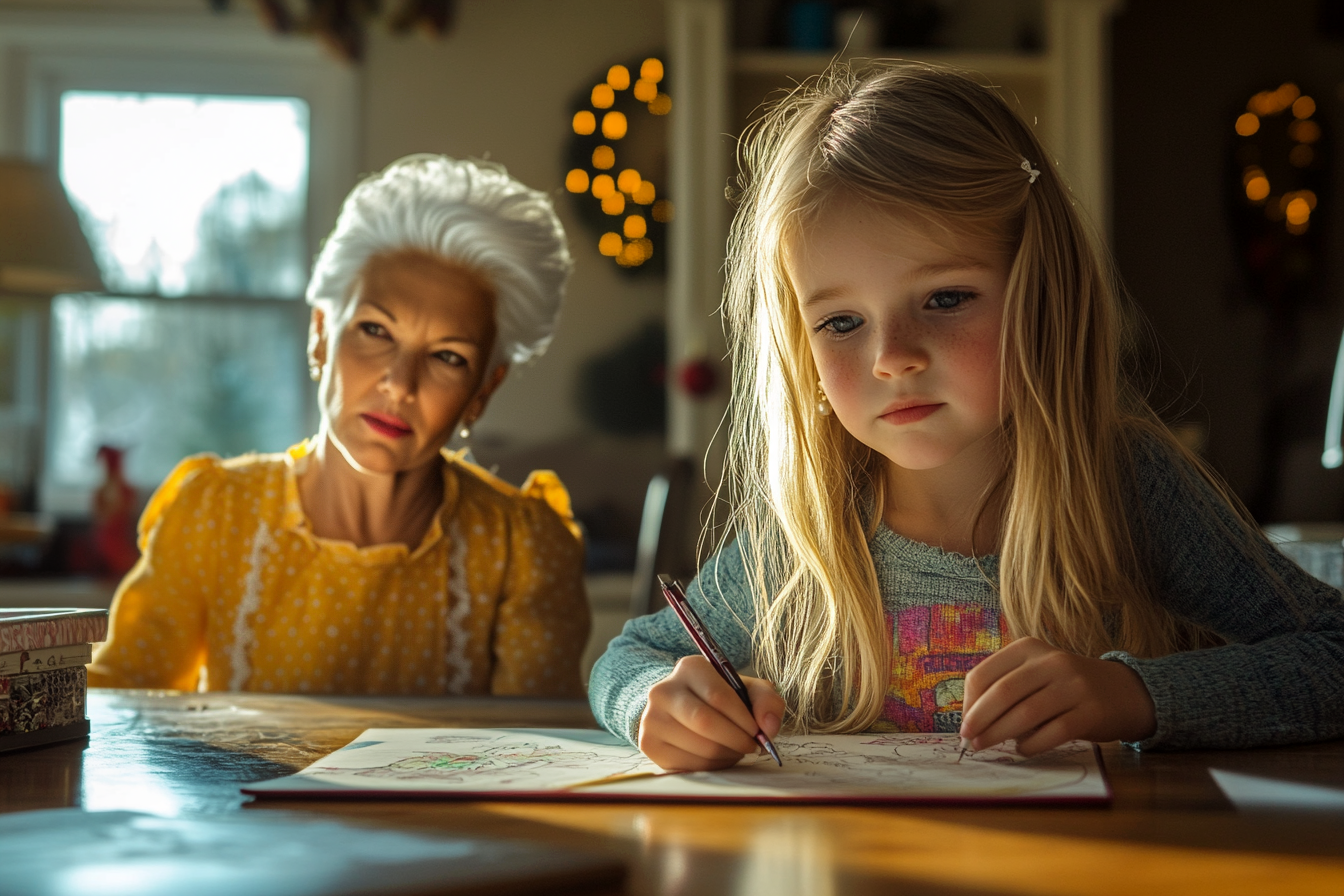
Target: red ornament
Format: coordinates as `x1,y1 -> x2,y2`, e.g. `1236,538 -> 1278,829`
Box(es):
677,358 -> 717,398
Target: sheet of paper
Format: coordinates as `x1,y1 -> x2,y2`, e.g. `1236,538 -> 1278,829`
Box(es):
245,729 -> 1110,804
1210,768 -> 1344,810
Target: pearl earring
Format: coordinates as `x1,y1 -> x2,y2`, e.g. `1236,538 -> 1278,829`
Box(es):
458,423 -> 471,441
816,380 -> 832,417
309,364 -> 322,382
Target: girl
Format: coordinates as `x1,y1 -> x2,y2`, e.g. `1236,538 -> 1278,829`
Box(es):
588,64 -> 1344,770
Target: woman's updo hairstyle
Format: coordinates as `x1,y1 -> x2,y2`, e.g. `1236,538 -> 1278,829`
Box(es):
306,154 -> 572,367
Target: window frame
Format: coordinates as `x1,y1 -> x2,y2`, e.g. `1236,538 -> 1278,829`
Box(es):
0,9 -> 358,515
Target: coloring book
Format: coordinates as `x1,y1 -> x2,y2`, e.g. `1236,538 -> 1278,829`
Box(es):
244,728 -> 1110,805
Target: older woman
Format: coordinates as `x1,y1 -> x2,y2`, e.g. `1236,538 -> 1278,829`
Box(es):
89,155 -> 589,696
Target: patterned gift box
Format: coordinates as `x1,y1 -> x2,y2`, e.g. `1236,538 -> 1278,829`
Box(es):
0,667 -> 87,736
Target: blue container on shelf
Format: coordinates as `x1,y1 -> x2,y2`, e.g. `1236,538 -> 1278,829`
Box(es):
787,0 -> 833,50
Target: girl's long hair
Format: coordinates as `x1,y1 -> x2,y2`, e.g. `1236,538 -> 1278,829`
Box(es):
724,63 -> 1228,733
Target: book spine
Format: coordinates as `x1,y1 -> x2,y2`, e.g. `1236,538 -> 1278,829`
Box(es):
0,616 -> 109,653
0,643 -> 94,677
0,666 -> 87,736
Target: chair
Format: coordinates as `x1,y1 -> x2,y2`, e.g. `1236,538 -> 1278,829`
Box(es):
629,457 -> 697,618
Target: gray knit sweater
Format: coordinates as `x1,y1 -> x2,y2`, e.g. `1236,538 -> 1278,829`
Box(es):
589,439 -> 1344,750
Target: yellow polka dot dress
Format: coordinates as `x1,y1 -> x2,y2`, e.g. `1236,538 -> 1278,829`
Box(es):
89,443 -> 590,697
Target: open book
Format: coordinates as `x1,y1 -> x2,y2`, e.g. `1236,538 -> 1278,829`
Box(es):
244,728 -> 1110,805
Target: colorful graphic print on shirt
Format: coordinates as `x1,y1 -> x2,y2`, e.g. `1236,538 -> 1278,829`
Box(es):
872,603 -> 1008,733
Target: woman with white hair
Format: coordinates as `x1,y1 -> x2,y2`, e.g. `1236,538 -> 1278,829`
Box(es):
90,155 -> 589,697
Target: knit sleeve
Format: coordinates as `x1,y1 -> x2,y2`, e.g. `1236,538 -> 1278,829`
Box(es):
588,538 -> 759,745
88,454 -> 221,690
489,476 -> 590,698
1104,435 -> 1344,749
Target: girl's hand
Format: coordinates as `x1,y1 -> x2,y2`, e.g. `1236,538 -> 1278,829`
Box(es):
960,637 -> 1157,756
638,655 -> 785,771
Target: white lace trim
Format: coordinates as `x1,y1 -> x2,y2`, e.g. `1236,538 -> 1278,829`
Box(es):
229,520 -> 274,691
444,519 -> 473,694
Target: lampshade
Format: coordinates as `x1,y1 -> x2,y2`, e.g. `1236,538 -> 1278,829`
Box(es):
0,157 -> 103,296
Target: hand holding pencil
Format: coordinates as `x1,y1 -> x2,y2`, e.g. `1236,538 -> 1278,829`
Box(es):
636,577 -> 785,772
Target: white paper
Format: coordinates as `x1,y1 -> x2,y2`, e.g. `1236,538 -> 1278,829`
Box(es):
247,729 -> 1110,803
1210,768 -> 1344,810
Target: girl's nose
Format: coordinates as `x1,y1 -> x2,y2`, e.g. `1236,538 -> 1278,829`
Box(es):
873,328 -> 928,379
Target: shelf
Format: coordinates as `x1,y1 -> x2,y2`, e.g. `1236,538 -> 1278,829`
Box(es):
733,48 -> 1049,80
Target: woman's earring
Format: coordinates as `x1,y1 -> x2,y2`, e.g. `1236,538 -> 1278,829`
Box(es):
816,380 -> 832,417
309,364 -> 322,382
458,422 -> 471,441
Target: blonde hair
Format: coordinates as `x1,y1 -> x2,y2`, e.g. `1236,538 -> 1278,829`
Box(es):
724,63 -> 1226,734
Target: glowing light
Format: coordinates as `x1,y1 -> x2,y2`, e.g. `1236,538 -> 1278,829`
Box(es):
601,192 -> 626,215
652,199 -> 674,222
1290,144 -> 1315,167
623,215 -> 647,238
607,65 -> 631,90
1275,82 -> 1301,109
599,232 -> 623,256
617,240 -> 647,267
1245,175 -> 1270,202
1247,91 -> 1276,116
1289,119 -> 1321,143
1288,220 -> 1309,235
641,58 -> 664,83
591,84 -> 615,109
617,168 -> 642,194
1293,95 -> 1317,119
565,169 -> 590,193
633,78 -> 657,102
591,174 -> 615,199
1286,196 -> 1311,225
602,111 -> 628,140
572,110 -> 596,135
649,93 -> 673,116
592,145 -> 615,169
633,180 -> 656,204
1299,189 -> 1318,209
1235,113 -> 1260,136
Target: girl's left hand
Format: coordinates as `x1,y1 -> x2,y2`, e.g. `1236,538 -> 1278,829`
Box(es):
959,637 -> 1157,756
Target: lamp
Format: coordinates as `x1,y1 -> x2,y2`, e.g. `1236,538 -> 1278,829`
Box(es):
0,157 -> 103,297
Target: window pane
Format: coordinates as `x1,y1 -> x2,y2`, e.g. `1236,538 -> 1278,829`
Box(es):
46,295 -> 310,496
60,92 -> 309,298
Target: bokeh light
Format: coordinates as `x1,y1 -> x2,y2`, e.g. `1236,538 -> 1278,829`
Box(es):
591,174 -> 616,199
601,192 -> 626,215
565,169 -> 590,193
602,111 -> 628,139
623,214 -> 647,238
599,232 -> 622,256
641,58 -> 664,83
1235,113 -> 1259,137
607,65 -> 631,91
591,84 -> 615,109
592,145 -> 615,169
572,110 -> 596,135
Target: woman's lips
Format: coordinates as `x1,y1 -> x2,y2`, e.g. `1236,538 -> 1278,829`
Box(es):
880,403 -> 943,425
361,412 -> 413,439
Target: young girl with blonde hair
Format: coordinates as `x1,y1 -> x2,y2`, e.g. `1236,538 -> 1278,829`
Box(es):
588,64 -> 1344,769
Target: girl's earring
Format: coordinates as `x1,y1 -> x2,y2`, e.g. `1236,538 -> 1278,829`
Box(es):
458,421 -> 472,441
816,381 -> 832,417
309,364 -> 322,382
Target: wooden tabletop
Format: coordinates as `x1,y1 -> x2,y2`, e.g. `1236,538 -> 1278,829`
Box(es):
2,690 -> 1342,896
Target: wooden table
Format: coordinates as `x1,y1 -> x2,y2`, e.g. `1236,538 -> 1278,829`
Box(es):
2,690 -> 1342,895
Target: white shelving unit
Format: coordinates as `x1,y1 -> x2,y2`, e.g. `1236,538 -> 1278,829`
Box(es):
664,0 -> 1121,466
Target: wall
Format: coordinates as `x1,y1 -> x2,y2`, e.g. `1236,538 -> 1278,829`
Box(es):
1112,0 -> 1344,521
360,0 -> 668,452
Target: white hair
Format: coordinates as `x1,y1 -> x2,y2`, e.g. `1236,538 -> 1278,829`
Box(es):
306,153 -> 572,366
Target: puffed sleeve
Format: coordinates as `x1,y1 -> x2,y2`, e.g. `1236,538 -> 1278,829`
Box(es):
87,455 -> 220,690
488,471 -> 591,697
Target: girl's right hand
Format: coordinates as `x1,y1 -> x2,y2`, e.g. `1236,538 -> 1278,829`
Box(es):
638,655 -> 785,771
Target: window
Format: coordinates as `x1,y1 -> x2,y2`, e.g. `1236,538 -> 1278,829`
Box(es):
0,11 -> 358,514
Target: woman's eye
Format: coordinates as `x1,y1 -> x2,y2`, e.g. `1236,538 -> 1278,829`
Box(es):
817,314 -> 863,335
358,321 -> 388,338
927,290 -> 974,310
434,350 -> 468,368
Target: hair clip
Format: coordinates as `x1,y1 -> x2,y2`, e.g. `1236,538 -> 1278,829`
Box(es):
1021,158 -> 1040,184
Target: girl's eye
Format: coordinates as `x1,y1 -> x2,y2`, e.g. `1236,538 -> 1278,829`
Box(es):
358,321 -> 388,338
927,289 -> 975,310
816,314 -> 863,335
434,350 -> 468,368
